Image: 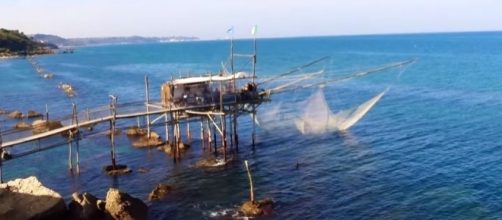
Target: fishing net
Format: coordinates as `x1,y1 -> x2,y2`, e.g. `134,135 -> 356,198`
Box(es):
295,88 -> 387,134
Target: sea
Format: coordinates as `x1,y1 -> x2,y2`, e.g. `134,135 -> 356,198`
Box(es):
1,31 -> 502,219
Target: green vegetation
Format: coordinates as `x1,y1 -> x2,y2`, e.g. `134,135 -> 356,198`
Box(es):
0,28 -> 56,57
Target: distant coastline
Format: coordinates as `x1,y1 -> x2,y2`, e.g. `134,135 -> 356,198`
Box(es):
31,34 -> 199,48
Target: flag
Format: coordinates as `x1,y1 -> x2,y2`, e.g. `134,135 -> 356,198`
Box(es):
251,25 -> 257,35
226,26 -> 234,34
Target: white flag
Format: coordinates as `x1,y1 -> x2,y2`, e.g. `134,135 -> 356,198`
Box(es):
251,25 -> 257,35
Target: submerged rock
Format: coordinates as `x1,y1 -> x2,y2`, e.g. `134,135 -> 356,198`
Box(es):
27,110 -> 42,118
103,164 -> 132,176
137,167 -> 150,173
32,120 -> 63,134
148,183 -> 172,201
7,111 -> 23,119
106,128 -> 122,137
131,132 -> 163,148
239,198 -> 275,217
105,188 -> 148,220
125,126 -> 146,136
14,121 -> 31,129
0,108 -> 6,114
0,176 -> 67,220
195,157 -> 230,168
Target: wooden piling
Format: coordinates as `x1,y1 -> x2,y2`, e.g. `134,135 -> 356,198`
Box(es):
109,96 -> 117,168
252,105 -> 256,149
73,104 -> 80,175
0,122 -> 3,183
144,75 -> 151,138
45,104 -> 49,121
244,160 -> 255,202
222,114 -> 227,161
187,119 -> 192,144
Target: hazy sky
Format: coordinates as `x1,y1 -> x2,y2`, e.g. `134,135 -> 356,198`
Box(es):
1,0 -> 501,39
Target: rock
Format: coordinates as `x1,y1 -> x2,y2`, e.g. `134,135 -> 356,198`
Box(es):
14,121 -> 31,129
157,142 -> 190,155
137,167 -> 150,173
103,165 -> 132,176
105,188 -> 148,220
195,157 -> 229,168
0,176 -> 67,220
27,110 -> 42,118
68,192 -> 105,220
7,111 -> 22,119
125,126 -> 146,136
106,128 -> 122,137
0,108 -> 6,114
239,198 -> 275,217
32,120 -> 63,134
148,184 -> 172,201
131,132 -> 163,148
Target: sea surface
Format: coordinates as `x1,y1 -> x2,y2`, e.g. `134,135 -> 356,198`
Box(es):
1,32 -> 502,219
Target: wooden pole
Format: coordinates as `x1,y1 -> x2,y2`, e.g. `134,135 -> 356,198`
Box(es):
45,104 -> 49,121
0,122 -> 3,183
164,114 -> 169,145
207,118 -> 212,151
74,104 -> 80,175
144,75 -> 151,138
187,119 -> 192,144
221,115 -> 227,161
170,111 -> 177,162
244,160 -> 255,202
233,109 -> 239,152
68,135 -> 73,172
252,105 -> 256,149
109,96 -> 117,168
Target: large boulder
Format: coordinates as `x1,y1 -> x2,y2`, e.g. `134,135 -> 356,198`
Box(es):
27,110 -> 42,118
68,192 -> 105,220
105,188 -> 147,220
103,165 -> 132,176
32,120 -> 63,134
239,198 -> 274,217
14,121 -> 31,130
7,111 -> 23,119
0,176 -> 67,220
125,126 -> 146,136
131,132 -> 163,148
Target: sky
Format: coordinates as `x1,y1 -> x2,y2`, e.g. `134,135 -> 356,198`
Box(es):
0,0 -> 501,39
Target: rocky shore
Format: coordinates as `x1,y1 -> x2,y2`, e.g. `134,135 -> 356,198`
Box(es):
0,176 -> 148,220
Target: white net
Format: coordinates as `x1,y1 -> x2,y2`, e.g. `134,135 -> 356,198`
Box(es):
295,88 -> 387,134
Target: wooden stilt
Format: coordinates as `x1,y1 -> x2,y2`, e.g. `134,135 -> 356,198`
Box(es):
145,75 -> 151,138
164,114 -> 169,144
252,105 -> 256,149
229,110 -> 234,150
233,107 -> 239,152
244,160 -> 255,202
187,119 -> 192,144
68,138 -> 73,172
207,118 -> 212,152
0,123 -> 3,183
76,134 -> 80,175
109,96 -> 117,168
72,103 -> 80,175
45,104 -> 49,121
170,112 -> 177,162
222,115 -> 227,161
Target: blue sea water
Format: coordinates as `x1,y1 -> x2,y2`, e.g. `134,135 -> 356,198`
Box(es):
1,32 -> 502,219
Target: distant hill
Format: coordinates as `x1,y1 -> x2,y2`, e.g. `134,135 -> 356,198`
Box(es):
31,34 -> 198,47
0,29 -> 56,57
